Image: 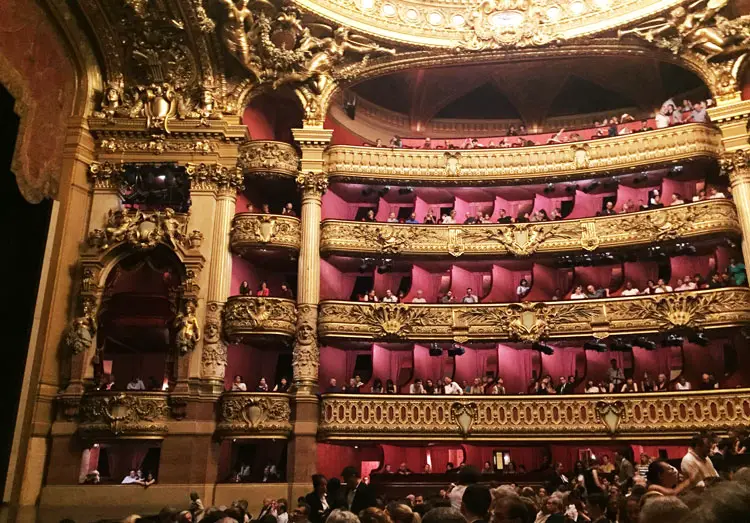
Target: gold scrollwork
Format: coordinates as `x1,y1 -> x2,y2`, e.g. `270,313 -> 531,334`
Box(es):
78,392 -> 171,438
223,297 -> 298,338
88,208 -> 200,252
217,393 -> 292,437
239,141 -> 300,176
230,214 -> 301,250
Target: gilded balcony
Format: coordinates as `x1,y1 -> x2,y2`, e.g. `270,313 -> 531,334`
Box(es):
318,389 -> 750,441
77,391 -> 171,439
324,124 -> 721,185
223,297 -> 297,339
238,140 -> 299,177
231,213 -> 301,255
216,392 -> 292,439
317,288 -> 750,342
320,199 -> 738,258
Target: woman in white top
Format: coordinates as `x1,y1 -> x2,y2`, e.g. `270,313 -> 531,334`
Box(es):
386,212 -> 399,223
516,279 -> 531,300
584,380 -> 600,393
232,375 -> 247,391
654,278 -> 673,293
570,285 -> 587,300
442,210 -> 457,224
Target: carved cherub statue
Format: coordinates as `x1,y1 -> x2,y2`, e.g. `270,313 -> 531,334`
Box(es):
157,208 -> 184,246
105,209 -> 141,246
65,298 -> 97,355
174,300 -> 201,354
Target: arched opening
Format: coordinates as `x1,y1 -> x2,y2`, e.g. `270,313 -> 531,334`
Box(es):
0,83 -> 53,497
95,247 -> 185,391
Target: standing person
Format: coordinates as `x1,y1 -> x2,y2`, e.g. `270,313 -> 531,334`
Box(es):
305,475 -> 330,523
277,500 -> 290,523
615,450 -> 635,489
449,466 -> 481,510
461,484 -> 491,523
681,432 -> 719,486
342,466 -> 377,514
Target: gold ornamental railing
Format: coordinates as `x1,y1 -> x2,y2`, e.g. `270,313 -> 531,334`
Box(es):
216,392 -> 292,439
324,124 -> 721,185
238,140 -> 299,177
317,288 -> 750,342
231,213 -> 301,254
319,389 -> 750,441
320,199 -> 738,257
223,297 -> 297,339
77,391 -> 171,439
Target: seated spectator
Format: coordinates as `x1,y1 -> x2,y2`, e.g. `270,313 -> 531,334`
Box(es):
621,377 -> 639,393
571,285 -> 587,299
239,280 -> 251,295
127,376 -> 145,390
386,212 -> 398,223
641,371 -> 657,392
256,377 -> 269,392
121,470 -> 142,485
497,209 -> 512,223
397,462 -> 412,475
443,377 -> 463,395
537,209 -> 550,221
586,284 -> 609,299
364,290 -> 379,302
693,189 -> 707,201
492,377 -> 507,395
699,372 -> 719,390
462,287 -> 479,303
440,291 -> 456,303
411,290 -> 427,303
257,281 -> 270,297
585,380 -> 601,393
547,128 -> 566,144
232,375 -> 247,391
386,379 -> 397,394
261,203 -> 271,214
670,193 -> 685,206
423,208 -> 438,224
708,186 -> 726,199
602,201 -> 617,215
654,278 -> 673,293
410,378 -> 426,394
382,289 -> 398,303
390,136 -> 402,147
469,377 -> 484,394
516,279 -> 531,300
282,203 -> 297,217
709,273 -> 725,288
692,101 -> 708,123
649,194 -> 664,209
423,137 -> 432,149
442,210 -> 457,224
550,208 -> 562,220
280,282 -> 295,299
641,279 -> 657,294
363,209 -> 376,222
464,212 -> 476,224
675,375 -> 691,391
655,373 -> 669,391
372,378 -> 384,393
621,281 -> 640,296
681,432 -> 719,485
405,212 -> 419,224
343,378 -> 361,393
551,288 -> 563,300
507,125 -> 518,136
374,138 -> 384,147
273,377 -> 290,392
325,378 -> 339,393
729,258 -> 747,285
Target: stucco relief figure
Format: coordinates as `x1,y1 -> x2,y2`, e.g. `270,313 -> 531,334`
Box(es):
175,300 -> 201,354
66,299 -> 97,355
220,0 -> 254,65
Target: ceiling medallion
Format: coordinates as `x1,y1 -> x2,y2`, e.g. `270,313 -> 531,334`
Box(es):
459,0 -> 560,50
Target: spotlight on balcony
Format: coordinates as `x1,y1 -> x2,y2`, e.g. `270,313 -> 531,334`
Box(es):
663,334 -> 684,347
633,336 -> 657,350
583,181 -> 600,193
584,339 -> 608,352
398,187 -> 414,195
543,183 -> 555,194
532,342 -> 554,355
378,186 -> 391,197
376,260 -> 392,274
448,343 -> 465,357
359,258 -> 373,272
361,187 -> 374,197
610,338 -> 633,352
565,184 -> 579,194
429,342 -> 443,357
688,330 -> 709,347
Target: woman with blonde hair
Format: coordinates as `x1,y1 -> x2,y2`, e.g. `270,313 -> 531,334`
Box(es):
386,503 -> 421,523
359,507 -> 393,523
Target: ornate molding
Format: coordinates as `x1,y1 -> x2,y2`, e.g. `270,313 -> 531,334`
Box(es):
223,297 -> 298,339
296,171 -> 329,196
77,392 -> 171,439
87,208 -> 203,253
98,137 -> 218,155
324,124 -> 721,185
185,162 -> 244,193
201,302 -> 228,381
230,213 -> 301,254
88,161 -> 124,190
217,392 -> 292,438
321,200 -> 740,257
319,389 -> 750,440
238,140 -> 300,176
293,304 -> 320,387
720,149 -> 750,185
318,288 -> 750,342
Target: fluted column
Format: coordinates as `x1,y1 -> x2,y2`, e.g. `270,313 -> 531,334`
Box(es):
710,100 -> 750,265
288,126 -> 332,503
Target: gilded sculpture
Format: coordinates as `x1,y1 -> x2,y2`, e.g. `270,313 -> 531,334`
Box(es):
78,392 -> 171,437
293,304 -> 320,386
174,299 -> 201,354
88,208 -> 198,252
65,297 -> 97,355
230,214 -> 301,247
223,296 -> 298,337
461,0 -> 558,50
218,394 -> 292,436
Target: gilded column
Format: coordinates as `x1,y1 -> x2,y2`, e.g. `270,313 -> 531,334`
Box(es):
710,100 -> 750,265
288,126 -> 332,503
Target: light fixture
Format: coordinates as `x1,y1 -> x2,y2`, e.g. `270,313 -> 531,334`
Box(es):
429,342 -> 443,357
532,342 -> 554,355
584,339 -> 608,352
610,338 -> 633,352
448,343 -> 465,357
633,336 -> 657,350
399,187 -> 414,195
543,183 -> 555,194
688,330 -> 709,347
663,334 -> 684,347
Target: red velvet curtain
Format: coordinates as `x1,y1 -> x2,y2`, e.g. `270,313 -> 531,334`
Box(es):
541,348 -> 582,380
413,344 -> 450,384
320,259 -> 358,300
372,344 -> 412,391
616,184 -> 655,212
619,261 -> 659,291
403,266 -> 444,303
525,265 -> 572,301
586,351 -> 625,384
566,191 -> 604,219
497,344 -> 534,394
484,265 -> 531,302
449,266 -> 489,300
670,254 -> 716,285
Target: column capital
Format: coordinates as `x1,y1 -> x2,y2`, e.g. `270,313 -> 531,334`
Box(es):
709,99 -> 750,151
185,162 -> 244,195
296,171 -> 329,197
720,149 -> 750,185
291,127 -> 334,148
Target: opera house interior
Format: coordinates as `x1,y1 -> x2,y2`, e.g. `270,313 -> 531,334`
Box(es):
8,0 -> 750,522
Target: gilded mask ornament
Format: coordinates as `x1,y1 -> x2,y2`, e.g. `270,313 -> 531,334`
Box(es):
174,299 -> 201,354
78,393 -> 170,436
450,402 -> 478,436
444,152 -> 462,176
460,0 -> 558,50
596,401 -> 625,434
477,223 -> 559,256
624,292 -> 728,331
580,221 -> 600,251
88,208 -> 194,252
350,303 -> 440,339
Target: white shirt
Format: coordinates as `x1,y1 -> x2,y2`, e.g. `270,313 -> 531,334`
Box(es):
675,381 -> 691,390
654,286 -> 673,293
126,379 -> 145,390
382,295 -> 398,303
571,292 -> 587,300
444,381 -> 464,395
710,191 -> 726,199
516,285 -> 530,296
278,513 -> 289,523
462,294 -> 479,303
442,215 -> 456,224
621,288 -> 640,296
681,448 -> 718,483
122,476 -> 140,484
410,383 -> 426,394
449,485 -> 466,510
411,297 -> 427,303
232,382 -> 247,391
655,113 -> 670,128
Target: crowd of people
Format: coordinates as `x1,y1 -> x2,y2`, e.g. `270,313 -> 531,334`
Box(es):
248,202 -> 298,217
108,428 -> 750,523
230,375 -> 290,393
239,281 -> 295,299
370,98 -> 713,151
120,469 -> 157,488
323,362 -> 726,396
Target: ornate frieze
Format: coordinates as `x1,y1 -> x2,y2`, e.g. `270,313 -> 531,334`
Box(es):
223,297 -> 298,339
230,213 -> 301,254
77,392 -> 171,439
185,162 -> 244,192
216,392 -> 292,438
321,200 -> 739,257
87,208 -> 202,252
98,137 -> 217,155
202,302 -> 228,381
297,171 -> 329,196
318,389 -> 750,440
238,141 -> 300,176
293,304 -> 320,387
317,288 -> 750,342
324,124 -> 721,185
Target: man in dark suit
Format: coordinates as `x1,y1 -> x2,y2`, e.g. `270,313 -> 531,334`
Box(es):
342,466 -> 377,515
461,484 -> 491,523
305,474 -> 330,523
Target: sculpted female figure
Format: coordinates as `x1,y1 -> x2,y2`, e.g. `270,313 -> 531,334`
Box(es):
175,300 -> 201,354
